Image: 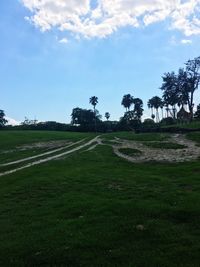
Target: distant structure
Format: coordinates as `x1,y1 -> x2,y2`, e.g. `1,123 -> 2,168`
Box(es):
177,107 -> 191,122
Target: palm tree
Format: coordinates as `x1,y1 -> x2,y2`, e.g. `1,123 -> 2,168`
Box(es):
150,96 -> 163,123
89,96 -> 98,112
147,99 -> 154,118
89,96 -> 98,132
105,112 -> 110,121
133,98 -> 143,120
121,94 -> 134,112
160,100 -> 164,120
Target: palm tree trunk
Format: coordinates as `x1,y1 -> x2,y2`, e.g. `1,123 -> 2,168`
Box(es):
94,106 -> 97,133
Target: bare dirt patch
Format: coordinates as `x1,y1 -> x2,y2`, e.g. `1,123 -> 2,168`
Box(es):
17,140 -> 71,150
1,140 -> 72,155
109,134 -> 200,163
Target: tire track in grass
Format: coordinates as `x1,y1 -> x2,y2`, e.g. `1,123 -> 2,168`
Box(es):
0,139 -> 85,167
0,136 -> 99,177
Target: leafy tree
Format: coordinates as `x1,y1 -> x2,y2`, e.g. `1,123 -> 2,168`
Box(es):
133,98 -> 143,120
119,112 -> 141,130
121,94 -> 134,111
71,108 -> 95,126
160,71 -> 178,118
177,68 -> 189,108
143,118 -> 155,126
105,112 -> 110,121
185,56 -> 200,117
0,110 -> 8,127
148,96 -> 162,122
160,57 -> 200,120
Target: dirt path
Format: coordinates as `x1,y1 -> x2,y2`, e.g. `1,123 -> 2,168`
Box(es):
0,136 -> 99,177
112,134 -> 200,163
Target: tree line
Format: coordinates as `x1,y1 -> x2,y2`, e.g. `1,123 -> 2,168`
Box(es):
1,56 -> 200,131
148,56 -> 200,122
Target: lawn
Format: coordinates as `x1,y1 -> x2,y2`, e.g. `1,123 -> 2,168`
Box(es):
0,131 -> 95,150
143,142 -> 187,149
162,121 -> 200,129
0,131 -> 95,165
0,131 -> 200,267
103,131 -> 169,141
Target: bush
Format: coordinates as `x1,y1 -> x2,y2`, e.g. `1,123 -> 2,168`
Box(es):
143,118 -> 155,126
160,117 -> 175,126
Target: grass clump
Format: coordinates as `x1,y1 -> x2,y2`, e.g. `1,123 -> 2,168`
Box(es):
187,132 -> 200,145
143,142 -> 187,149
119,148 -> 142,156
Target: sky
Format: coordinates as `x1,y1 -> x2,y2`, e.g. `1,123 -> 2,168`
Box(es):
1,0 -> 200,125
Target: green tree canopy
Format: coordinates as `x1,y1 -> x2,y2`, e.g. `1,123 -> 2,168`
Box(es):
89,96 -> 98,111
0,110 -> 8,127
105,112 -> 110,121
121,94 -> 134,111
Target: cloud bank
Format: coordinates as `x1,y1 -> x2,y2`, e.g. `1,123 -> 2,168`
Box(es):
5,117 -> 20,126
21,0 -> 200,38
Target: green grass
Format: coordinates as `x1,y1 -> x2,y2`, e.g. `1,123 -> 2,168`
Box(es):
143,142 -> 187,149
186,132 -> 200,145
0,131 -> 95,150
163,121 -> 200,129
0,131 -> 95,165
0,147 -> 52,164
0,131 -> 200,266
119,148 -> 142,156
103,131 -> 169,141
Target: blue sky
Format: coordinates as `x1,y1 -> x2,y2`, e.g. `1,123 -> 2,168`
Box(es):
1,0 -> 200,124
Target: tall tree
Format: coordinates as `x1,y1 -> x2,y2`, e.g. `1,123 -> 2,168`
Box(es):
133,98 -> 143,120
89,96 -> 98,132
177,68 -> 189,109
160,100 -> 164,119
147,99 -> 154,117
160,57 -> 200,120
185,57 -> 200,118
89,96 -> 98,112
160,71 -> 178,118
105,112 -> 110,121
71,107 -> 97,126
0,110 -> 8,127
151,96 -> 163,123
121,94 -> 134,112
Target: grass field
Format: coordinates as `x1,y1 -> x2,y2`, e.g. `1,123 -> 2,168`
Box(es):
0,131 -> 200,267
162,121 -> 200,129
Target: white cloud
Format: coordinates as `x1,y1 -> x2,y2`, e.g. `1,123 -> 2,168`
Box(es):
59,37 -> 69,43
21,0 -> 200,38
5,117 -> 21,126
181,39 -> 192,44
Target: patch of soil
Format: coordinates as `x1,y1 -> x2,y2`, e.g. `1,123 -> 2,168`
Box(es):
18,140 -> 71,150
111,134 -> 200,163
